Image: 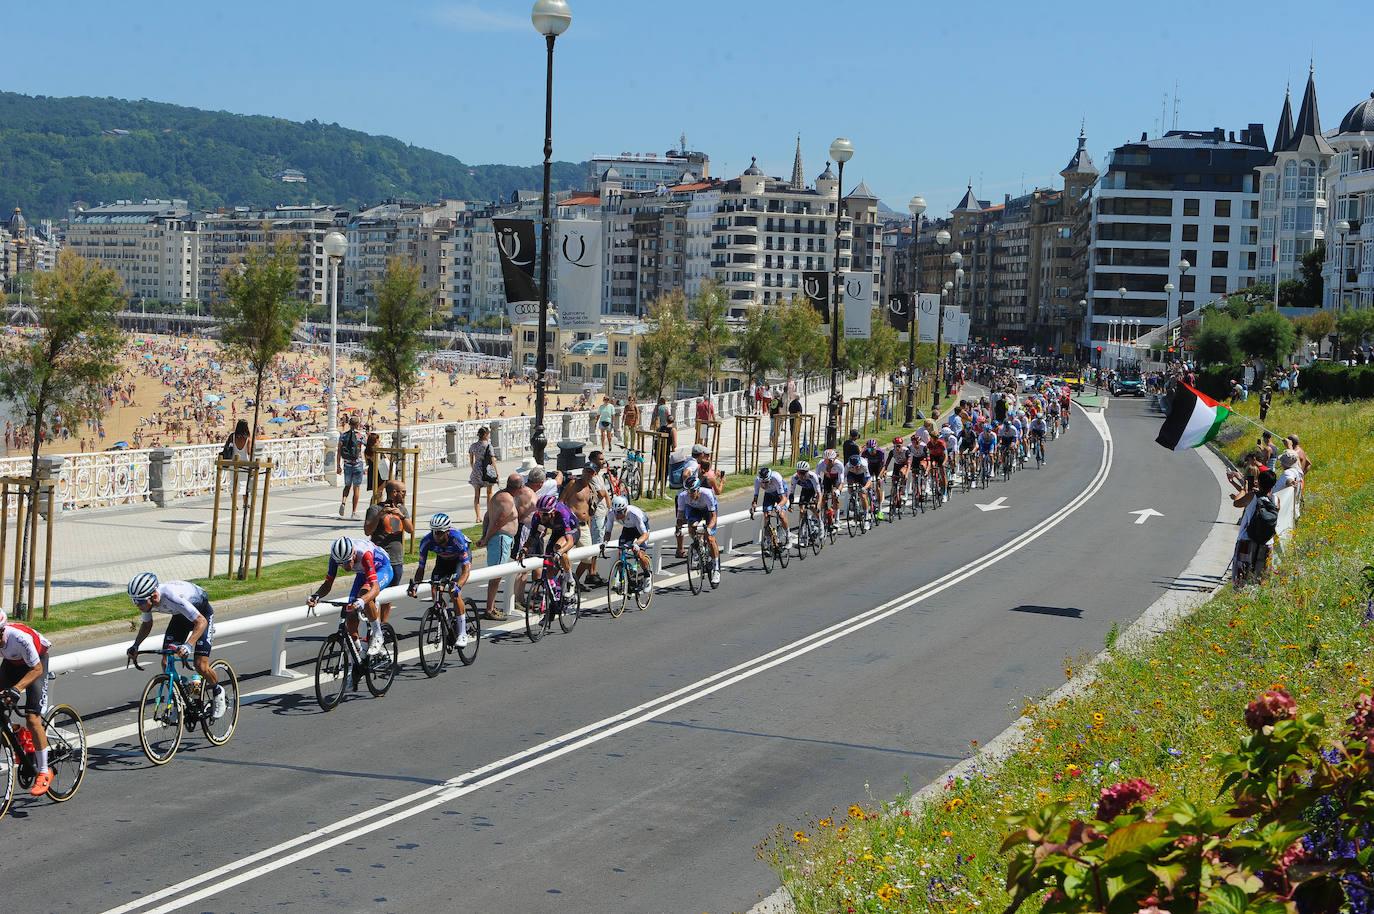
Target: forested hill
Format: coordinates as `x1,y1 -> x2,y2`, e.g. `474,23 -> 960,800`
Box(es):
0,92 -> 586,218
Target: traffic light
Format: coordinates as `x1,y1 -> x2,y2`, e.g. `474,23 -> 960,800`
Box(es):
1096,346 -> 1102,353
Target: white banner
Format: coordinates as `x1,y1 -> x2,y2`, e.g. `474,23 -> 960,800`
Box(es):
554,218 -> 602,331
842,271 -> 873,339
954,309 -> 971,345
915,293 -> 941,343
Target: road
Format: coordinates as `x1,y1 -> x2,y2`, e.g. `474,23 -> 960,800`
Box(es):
6,396 -> 1224,913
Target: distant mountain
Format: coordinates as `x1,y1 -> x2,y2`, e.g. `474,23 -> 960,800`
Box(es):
0,92 -> 586,219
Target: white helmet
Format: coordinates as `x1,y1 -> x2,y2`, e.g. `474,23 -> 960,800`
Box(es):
610,495 -> 629,513
330,536 -> 354,565
429,513 -> 451,532
127,572 -> 159,603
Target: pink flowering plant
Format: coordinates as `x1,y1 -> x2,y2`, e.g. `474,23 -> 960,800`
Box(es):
1000,689 -> 1374,913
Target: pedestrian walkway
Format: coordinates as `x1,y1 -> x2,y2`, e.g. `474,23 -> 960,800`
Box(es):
32,378 -> 872,605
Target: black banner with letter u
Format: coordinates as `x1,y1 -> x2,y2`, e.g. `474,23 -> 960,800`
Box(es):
802,271 -> 830,323
494,218 -> 539,323
886,293 -> 910,332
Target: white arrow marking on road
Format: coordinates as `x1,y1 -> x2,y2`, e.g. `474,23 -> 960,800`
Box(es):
975,496 -> 1009,512
1130,508 -> 1164,525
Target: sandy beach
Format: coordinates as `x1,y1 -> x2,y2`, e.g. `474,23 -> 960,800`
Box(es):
0,331 -> 589,458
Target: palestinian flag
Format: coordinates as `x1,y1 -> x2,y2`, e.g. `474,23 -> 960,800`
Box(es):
1156,382 -> 1231,451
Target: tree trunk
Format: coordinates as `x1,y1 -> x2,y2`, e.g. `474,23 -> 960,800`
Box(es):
238,370 -> 265,579
395,387 -> 403,484
16,389 -> 47,620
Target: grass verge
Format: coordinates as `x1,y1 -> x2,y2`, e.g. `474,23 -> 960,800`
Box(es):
758,396 -> 1374,912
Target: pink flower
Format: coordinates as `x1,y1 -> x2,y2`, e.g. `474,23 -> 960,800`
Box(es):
1244,689 -> 1297,731
1095,778 -> 1156,821
1347,693 -> 1374,741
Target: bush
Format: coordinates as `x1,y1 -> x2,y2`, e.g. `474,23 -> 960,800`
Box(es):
1195,363 -> 1245,400
1299,363 -> 1374,401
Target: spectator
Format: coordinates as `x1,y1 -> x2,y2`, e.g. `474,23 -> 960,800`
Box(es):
1232,467 -> 1279,587
221,419 -> 252,461
468,425 -> 496,524
694,396 -> 715,443
1258,386 -> 1272,422
597,396 -> 616,452
475,474 -> 521,620
1256,431 -> 1277,470
335,416 -> 366,519
363,479 -> 412,624
787,391 -> 804,444
767,389 -> 782,446
1285,434 -> 1312,475
622,397 -> 640,449
1271,449 -> 1303,499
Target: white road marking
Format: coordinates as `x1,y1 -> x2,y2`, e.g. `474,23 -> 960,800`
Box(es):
98,403 -> 1114,914
1130,508 -> 1164,525
286,621 -> 329,632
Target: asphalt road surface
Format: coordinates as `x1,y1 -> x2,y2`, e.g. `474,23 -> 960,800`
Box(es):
6,396 -> 1223,913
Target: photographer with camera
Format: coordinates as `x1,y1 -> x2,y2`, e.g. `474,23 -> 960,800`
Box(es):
363,479 -> 412,624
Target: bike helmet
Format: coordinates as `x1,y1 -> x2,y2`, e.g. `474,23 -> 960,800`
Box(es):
865,438 -> 878,449
330,536 -> 354,565
536,493 -> 558,512
429,513 -> 451,532
823,448 -> 837,461
0,607 -> 7,629
758,467 -> 771,480
127,571 -> 159,603
685,475 -> 701,490
847,455 -> 863,468
610,494 -> 629,513
795,460 -> 811,473
892,436 -> 904,445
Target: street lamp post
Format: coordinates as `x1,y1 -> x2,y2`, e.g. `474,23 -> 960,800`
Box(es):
1163,282 -> 1175,360
322,230 -> 347,454
930,230 -> 950,415
528,0 -> 571,465
1175,258 -> 1190,332
949,253 -> 964,393
1334,220 -> 1350,312
825,137 -> 854,449
904,195 -> 926,426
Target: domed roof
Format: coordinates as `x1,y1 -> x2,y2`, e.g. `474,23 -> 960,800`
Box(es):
9,206 -> 26,234
1338,92 -> 1374,134
816,161 -> 835,182
601,165 -> 622,181
742,156 -> 764,176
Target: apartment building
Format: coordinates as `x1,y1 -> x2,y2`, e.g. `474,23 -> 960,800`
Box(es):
1088,125 -> 1269,344
65,200 -> 199,304
196,204 -> 343,306
587,147 -> 709,193
1255,71 -> 1334,289
1322,89 -> 1374,311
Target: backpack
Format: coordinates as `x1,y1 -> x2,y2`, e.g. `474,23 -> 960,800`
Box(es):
338,430 -> 360,462
1246,495 -> 1279,544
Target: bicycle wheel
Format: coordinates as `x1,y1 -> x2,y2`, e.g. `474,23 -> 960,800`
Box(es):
315,633 -> 350,712
0,740 -> 13,820
794,522 -> 806,561
761,526 -> 775,574
607,561 -> 629,618
364,624 -> 400,697
202,660 -> 239,746
41,705 -> 86,802
634,566 -> 654,609
138,673 -> 183,764
417,605 -> 447,678
825,503 -> 838,545
776,532 -> 790,568
810,516 -> 823,555
559,584 -> 580,633
526,586 -> 548,642
687,542 -> 705,594
455,611 -> 480,666
845,500 -> 860,538
625,463 -> 643,500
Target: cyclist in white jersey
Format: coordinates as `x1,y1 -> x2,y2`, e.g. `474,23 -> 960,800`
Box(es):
125,574 -> 226,720
751,467 -> 791,544
602,496 -> 654,593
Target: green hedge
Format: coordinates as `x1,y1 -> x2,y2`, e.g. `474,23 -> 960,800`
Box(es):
1297,362 -> 1374,400
1194,363 -> 1245,400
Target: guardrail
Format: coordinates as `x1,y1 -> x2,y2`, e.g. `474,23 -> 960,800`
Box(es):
50,508 -> 765,679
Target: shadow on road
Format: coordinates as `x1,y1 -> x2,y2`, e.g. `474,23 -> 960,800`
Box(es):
653,719 -> 965,761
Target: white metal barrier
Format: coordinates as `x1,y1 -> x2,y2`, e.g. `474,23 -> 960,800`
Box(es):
50,509 -> 763,679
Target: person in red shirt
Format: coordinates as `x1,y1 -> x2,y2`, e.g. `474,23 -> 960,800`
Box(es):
0,607 -> 53,795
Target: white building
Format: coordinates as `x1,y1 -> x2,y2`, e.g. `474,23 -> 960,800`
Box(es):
1255,71 -> 1333,289
1322,90 -> 1374,311
65,200 -> 200,305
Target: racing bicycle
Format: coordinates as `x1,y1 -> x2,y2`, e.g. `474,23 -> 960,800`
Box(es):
0,695 -> 87,817
311,601 -> 400,711
416,575 -> 480,677
131,648 -> 240,762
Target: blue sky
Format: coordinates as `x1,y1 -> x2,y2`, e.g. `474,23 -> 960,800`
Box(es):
4,1 -> 1367,215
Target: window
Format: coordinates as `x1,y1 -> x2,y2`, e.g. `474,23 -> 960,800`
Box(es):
1211,250 -> 1228,268
613,372 -> 627,391
1261,216 -> 1276,239
1297,209 -> 1314,231
1214,199 -> 1231,218
1181,198 -> 1201,216
1299,160 -> 1317,198
1182,224 -> 1199,242
1280,239 -> 1295,262
1213,225 -> 1230,243
1281,207 -> 1297,231
593,364 -> 607,380
1283,160 -> 1298,197
1262,174 -> 1277,205
613,341 -> 628,357
1210,276 -> 1228,294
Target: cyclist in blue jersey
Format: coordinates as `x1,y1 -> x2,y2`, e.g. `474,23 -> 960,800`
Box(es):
407,513 -> 473,646
680,476 -> 721,585
307,536 -> 391,655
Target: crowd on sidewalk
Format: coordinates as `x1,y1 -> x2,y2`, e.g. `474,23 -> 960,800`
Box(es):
1226,430 -> 1311,587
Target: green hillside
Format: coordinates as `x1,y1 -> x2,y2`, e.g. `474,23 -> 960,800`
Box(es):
0,92 -> 586,218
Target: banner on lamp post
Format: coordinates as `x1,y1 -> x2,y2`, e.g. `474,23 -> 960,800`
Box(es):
494,218 -> 539,325
886,293 -> 910,334
802,271 -> 830,323
842,271 -> 873,339
554,218 -> 601,331
954,309 -> 971,345
915,293 -> 941,343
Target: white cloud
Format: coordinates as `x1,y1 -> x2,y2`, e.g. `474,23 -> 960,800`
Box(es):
430,3 -> 526,32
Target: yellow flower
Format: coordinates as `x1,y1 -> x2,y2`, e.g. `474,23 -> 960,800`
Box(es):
1360,676 -> 1372,687
877,883 -> 896,902
944,797 -> 965,812
1091,711 -> 1105,724
848,804 -> 864,818
793,830 -> 808,843
940,830 -> 953,837
837,825 -> 849,839
818,818 -> 834,828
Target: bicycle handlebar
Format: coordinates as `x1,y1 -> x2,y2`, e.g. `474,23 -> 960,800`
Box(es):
126,648 -> 194,673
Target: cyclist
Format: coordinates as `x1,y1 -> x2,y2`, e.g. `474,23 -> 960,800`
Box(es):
1029,413 -> 1048,463
407,514 -> 473,649
977,423 -> 998,480
884,437 -> 911,508
816,449 -> 844,524
860,439 -> 886,520
751,466 -> 790,544
520,493 -> 580,588
681,476 -> 721,586
789,460 -> 823,535
601,494 -> 653,593
958,421 -> 977,474
843,454 -> 872,530
997,417 -> 1021,471
0,607 -> 54,795
307,537 -> 389,656
126,573 -> 227,718
927,431 -> 949,502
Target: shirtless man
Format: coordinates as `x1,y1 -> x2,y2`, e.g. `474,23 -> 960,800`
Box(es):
560,464 -> 598,590
475,474 -> 521,620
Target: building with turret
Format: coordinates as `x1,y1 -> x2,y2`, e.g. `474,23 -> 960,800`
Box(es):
1322,89 -> 1374,313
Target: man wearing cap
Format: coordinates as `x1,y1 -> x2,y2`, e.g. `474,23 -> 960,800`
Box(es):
336,416 -> 366,519
1271,449 -> 1304,500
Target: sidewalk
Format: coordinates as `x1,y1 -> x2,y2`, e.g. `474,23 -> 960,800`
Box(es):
29,377 -> 870,606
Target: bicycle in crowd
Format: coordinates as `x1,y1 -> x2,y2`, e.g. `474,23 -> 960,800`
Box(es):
309,600 -> 399,711
681,519 -> 718,594
793,499 -> 825,559
753,502 -> 791,573
415,575 -> 480,678
603,538 -> 653,616
129,648 -> 239,763
520,553 -> 580,642
0,692 -> 87,818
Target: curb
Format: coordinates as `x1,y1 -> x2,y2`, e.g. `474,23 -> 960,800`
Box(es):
747,424 -> 1236,914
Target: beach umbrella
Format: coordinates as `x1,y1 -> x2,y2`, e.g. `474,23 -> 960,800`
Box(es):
210,361 -> 221,371
271,398 -> 288,405
355,375 -> 368,382
142,354 -> 154,360
212,404 -> 226,410
161,365 -> 172,372
291,405 -> 312,412
203,393 -> 222,403
113,441 -> 129,449
268,417 -> 288,424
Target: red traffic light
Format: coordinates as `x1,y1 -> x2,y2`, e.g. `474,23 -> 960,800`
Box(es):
1096,346 -> 1102,352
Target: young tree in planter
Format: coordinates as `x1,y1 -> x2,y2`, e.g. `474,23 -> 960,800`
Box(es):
687,280 -> 731,396
733,304 -> 781,401
362,258 -> 433,468
0,250 -> 123,618
776,295 -> 828,394
636,291 -> 692,399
